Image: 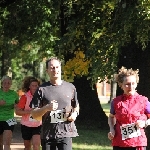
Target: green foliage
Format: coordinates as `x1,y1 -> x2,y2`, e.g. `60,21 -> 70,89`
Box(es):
0,0 -> 58,88
1,0 -> 150,86
63,50 -> 90,82
55,0 -> 150,83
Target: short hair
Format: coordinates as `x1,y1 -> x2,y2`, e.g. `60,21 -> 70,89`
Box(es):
46,57 -> 61,69
22,76 -> 40,92
1,75 -> 12,83
115,66 -> 139,87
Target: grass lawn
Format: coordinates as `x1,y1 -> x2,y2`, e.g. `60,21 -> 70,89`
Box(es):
72,101 -> 112,150
72,127 -> 112,150
101,102 -> 111,117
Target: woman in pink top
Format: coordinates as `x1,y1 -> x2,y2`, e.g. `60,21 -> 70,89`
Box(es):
15,77 -> 42,150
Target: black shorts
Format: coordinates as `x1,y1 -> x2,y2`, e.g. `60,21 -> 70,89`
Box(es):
113,146 -> 146,150
0,121 -> 14,135
21,124 -> 41,140
41,137 -> 72,150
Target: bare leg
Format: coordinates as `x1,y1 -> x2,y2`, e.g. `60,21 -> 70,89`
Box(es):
24,140 -> 31,150
32,135 -> 41,150
3,130 -> 12,150
0,134 -> 3,150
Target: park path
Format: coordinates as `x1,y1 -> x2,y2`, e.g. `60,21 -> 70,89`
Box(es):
11,116 -> 24,150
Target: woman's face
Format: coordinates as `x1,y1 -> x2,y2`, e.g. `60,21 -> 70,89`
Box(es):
29,81 -> 39,95
2,79 -> 12,92
121,75 -> 137,95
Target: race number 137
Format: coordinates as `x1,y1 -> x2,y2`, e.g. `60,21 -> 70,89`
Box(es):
50,109 -> 67,123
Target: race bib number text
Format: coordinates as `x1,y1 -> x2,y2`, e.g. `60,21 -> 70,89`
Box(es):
50,109 -> 67,123
6,118 -> 17,126
120,123 -> 141,140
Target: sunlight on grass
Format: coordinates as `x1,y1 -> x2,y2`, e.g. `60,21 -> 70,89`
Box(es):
37,100 -> 112,150
72,128 -> 112,150
73,143 -> 112,150
101,102 -> 111,117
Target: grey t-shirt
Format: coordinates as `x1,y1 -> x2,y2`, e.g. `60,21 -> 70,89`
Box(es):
30,80 -> 79,140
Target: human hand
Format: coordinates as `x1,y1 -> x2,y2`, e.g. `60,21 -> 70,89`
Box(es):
108,128 -> 115,140
136,120 -> 146,128
67,111 -> 78,121
14,103 -> 18,109
25,110 -> 32,114
45,100 -> 58,111
65,106 -> 72,118
0,100 -> 6,106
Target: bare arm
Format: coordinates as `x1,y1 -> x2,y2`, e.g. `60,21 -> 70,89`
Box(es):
67,103 -> 79,121
15,107 -> 31,116
108,113 -> 116,140
73,103 -> 79,114
31,100 -> 58,121
31,106 -> 48,121
108,113 -> 116,130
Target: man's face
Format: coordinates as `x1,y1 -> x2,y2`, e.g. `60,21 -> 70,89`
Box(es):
46,59 -> 61,80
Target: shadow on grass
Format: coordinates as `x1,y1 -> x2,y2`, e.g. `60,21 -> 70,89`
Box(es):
72,147 -> 112,150
72,125 -> 112,150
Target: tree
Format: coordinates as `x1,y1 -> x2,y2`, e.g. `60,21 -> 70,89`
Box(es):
1,0 -> 150,130
62,51 -> 108,127
0,0 -> 57,86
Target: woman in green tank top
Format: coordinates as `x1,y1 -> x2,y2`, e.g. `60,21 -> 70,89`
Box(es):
0,76 -> 19,150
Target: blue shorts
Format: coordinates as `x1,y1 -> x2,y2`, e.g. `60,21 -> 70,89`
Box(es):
21,124 -> 41,140
0,121 -> 14,134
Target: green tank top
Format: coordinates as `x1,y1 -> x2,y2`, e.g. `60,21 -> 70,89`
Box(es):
0,89 -> 19,121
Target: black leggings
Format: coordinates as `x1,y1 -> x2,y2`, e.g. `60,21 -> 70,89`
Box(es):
113,146 -> 146,150
41,137 -> 72,150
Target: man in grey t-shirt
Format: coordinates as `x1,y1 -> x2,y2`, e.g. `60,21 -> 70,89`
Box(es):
30,57 -> 79,150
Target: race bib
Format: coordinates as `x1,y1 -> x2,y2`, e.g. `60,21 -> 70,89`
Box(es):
29,115 -> 39,122
120,123 -> 141,140
6,118 -> 17,126
50,109 -> 67,123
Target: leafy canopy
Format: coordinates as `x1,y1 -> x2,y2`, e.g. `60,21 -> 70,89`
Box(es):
1,0 -> 150,84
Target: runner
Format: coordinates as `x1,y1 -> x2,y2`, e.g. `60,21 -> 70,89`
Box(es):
15,76 -> 42,150
108,66 -> 150,150
0,76 -> 19,150
30,57 -> 79,150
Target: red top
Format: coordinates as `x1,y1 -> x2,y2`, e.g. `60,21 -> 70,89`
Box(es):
17,95 -> 27,109
112,93 -> 147,147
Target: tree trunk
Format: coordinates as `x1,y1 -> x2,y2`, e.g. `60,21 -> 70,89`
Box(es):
1,49 -> 10,77
137,45 -> 150,150
59,0 -> 108,130
73,76 -> 108,129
